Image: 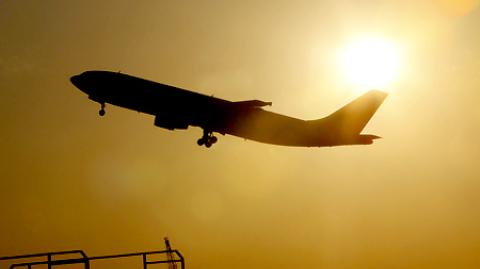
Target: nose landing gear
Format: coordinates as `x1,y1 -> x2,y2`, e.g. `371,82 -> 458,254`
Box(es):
197,130 -> 218,148
99,102 -> 106,116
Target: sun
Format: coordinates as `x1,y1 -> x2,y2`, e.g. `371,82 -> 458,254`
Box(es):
339,37 -> 402,90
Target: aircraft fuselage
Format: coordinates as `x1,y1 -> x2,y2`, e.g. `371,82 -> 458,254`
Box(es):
71,70 -> 386,147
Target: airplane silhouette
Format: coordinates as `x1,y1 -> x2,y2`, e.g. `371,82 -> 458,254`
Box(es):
71,70 -> 387,148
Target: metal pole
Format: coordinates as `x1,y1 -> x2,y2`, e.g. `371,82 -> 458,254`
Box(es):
47,254 -> 52,269
142,253 -> 147,269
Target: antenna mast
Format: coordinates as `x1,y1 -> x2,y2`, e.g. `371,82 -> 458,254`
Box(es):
164,237 -> 178,269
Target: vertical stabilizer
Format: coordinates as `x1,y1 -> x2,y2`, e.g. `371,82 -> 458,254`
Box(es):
309,90 -> 388,145
326,90 -> 388,135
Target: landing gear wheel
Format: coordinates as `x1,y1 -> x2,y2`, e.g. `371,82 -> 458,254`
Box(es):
198,130 -> 218,148
98,102 -> 106,116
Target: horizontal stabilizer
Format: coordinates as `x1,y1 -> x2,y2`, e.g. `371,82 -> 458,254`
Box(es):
231,100 -> 272,107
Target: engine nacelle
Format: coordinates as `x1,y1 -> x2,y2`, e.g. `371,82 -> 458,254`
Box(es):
154,113 -> 189,130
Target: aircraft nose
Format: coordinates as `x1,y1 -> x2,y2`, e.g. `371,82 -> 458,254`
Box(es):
70,75 -> 81,88
70,74 -> 91,95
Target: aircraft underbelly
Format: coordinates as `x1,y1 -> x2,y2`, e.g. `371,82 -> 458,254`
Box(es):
224,109 -> 319,146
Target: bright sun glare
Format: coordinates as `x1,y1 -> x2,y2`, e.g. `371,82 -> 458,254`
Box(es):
339,37 -> 402,90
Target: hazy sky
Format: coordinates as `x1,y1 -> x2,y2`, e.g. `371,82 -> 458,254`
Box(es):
1,1 -> 480,268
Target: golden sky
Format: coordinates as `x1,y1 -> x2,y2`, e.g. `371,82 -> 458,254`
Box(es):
1,1 -> 480,268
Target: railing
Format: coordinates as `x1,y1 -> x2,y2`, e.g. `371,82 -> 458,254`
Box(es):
0,249 -> 184,269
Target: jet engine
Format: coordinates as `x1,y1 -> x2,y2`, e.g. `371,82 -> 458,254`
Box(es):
154,113 -> 189,130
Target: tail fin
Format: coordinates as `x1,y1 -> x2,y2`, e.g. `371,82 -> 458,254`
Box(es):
310,90 -> 388,145
326,90 -> 388,135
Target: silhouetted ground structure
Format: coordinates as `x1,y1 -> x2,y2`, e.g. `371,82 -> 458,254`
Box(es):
0,241 -> 184,269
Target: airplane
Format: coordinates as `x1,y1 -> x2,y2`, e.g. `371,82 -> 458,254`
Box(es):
70,70 -> 387,148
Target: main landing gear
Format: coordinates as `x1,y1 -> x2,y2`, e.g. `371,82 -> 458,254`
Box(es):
98,102 -> 106,116
197,130 -> 218,148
